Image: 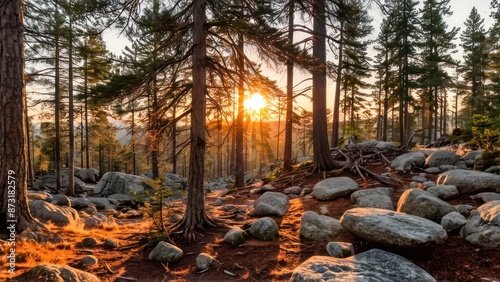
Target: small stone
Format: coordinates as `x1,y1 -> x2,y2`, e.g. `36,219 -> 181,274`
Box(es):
441,212 -> 467,232
224,228 -> 246,246
326,242 -> 355,258
196,253 -> 214,270
81,237 -> 99,247
104,238 -> 119,249
148,241 -> 183,263
249,217 -> 279,241
81,255 -> 98,266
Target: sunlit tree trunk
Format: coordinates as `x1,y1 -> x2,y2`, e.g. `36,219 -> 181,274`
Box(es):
54,7 -> 62,190
68,13 -> 75,195
0,0 -> 34,233
332,20 -> 343,148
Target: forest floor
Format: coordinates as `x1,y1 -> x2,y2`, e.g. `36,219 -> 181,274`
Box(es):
3,164 -> 500,282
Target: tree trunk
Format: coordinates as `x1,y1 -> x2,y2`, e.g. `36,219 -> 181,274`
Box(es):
332,20 -> 343,148
68,16 -> 75,196
284,0 -> 294,171
173,0 -> 216,240
0,0 -> 33,234
84,57 -> 90,169
54,7 -> 62,191
312,0 -> 337,172
234,3 -> 245,187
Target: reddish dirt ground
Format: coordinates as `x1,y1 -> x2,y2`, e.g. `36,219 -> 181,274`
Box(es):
4,165 -> 500,282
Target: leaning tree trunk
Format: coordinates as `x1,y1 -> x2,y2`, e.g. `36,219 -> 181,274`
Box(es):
173,0 -> 216,241
0,0 -> 33,234
311,0 -> 338,172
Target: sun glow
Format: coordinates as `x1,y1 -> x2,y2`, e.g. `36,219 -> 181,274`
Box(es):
244,93 -> 266,113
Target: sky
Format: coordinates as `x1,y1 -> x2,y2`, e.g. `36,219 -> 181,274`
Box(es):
98,1 -> 499,118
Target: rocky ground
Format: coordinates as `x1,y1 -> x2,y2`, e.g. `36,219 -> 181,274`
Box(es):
2,144 -> 500,281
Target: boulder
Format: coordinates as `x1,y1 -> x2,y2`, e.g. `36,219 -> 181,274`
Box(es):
300,211 -> 348,241
425,167 -> 442,174
41,173 -> 89,194
223,228 -> 246,246
350,187 -> 393,203
426,185 -> 459,200
326,242 -> 355,258
470,192 -> 500,203
485,165 -> 500,173
51,194 -> 71,207
354,195 -> 394,210
28,191 -> 53,202
149,241 -> 183,263
249,217 -> 279,241
461,150 -> 483,161
81,255 -> 99,266
75,168 -> 98,183
460,200 -> 500,250
164,173 -> 187,189
340,207 -> 447,248
85,197 -> 116,210
397,189 -> 456,222
425,150 -> 460,167
437,169 -> 500,194
81,212 -> 114,229
391,151 -> 426,172
29,200 -> 80,227
19,264 -> 100,282
441,212 -> 467,232
289,248 -> 436,282
93,172 -> 152,197
312,177 -> 359,201
249,191 -> 289,217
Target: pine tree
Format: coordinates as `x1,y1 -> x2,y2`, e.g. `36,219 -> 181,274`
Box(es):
460,7 -> 488,118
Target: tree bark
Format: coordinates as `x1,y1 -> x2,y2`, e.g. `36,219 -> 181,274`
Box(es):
332,20 -> 343,148
0,0 -> 33,234
284,0 -> 294,171
312,0 -> 337,172
68,15 -> 75,196
173,0 -> 216,240
54,7 -> 61,190
234,3 -> 245,187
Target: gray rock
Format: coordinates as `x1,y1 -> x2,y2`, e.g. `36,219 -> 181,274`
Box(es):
213,197 -> 224,206
75,168 -> 98,183
425,150 -> 460,167
164,172 -> 187,189
104,238 -> 119,249
412,176 -> 427,182
454,204 -> 474,215
461,150 -> 483,161
326,242 -> 355,258
81,255 -> 98,266
340,207 -> 447,248
439,165 -> 460,171
20,264 -> 100,282
81,237 -> 99,247
422,181 -> 436,188
51,194 -> 71,207
283,186 -> 303,195
28,191 -> 53,202
397,188 -> 456,222
249,217 -> 279,241
454,161 -> 468,169
441,212 -> 467,232
249,191 -> 289,216
108,193 -> 136,207
289,249 -> 436,282
391,151 -> 426,172
94,172 -> 152,197
350,187 -> 393,203
300,211 -> 348,241
41,173 -> 89,194
312,177 -> 359,201
223,228 -> 246,246
425,167 -> 442,174
485,165 -> 500,173
149,241 -> 183,263
461,200 -> 500,250
437,169 -> 500,194
82,213 -> 114,229
355,195 -> 394,210
29,200 -> 80,227
471,192 -> 500,203
70,197 -> 94,209
426,185 -> 459,200
86,197 -> 115,210
196,253 -> 214,270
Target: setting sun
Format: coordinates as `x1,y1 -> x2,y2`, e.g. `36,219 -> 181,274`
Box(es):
244,93 -> 266,113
